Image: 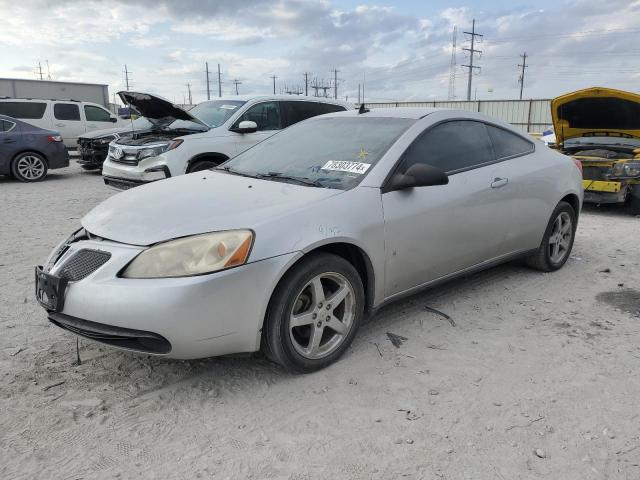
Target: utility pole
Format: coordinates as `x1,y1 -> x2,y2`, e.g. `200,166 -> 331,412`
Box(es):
205,62 -> 211,100
362,72 -> 366,104
46,60 -> 52,80
518,52 -> 528,100
217,64 -> 222,97
233,79 -> 242,95
303,72 -> 310,96
37,61 -> 44,80
448,25 -> 457,101
186,83 -> 192,105
358,83 -> 361,104
270,75 -> 277,94
124,64 -> 131,90
332,69 -> 339,99
462,19 -> 482,101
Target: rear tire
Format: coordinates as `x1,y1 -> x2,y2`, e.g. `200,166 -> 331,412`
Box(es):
11,152 -> 48,182
262,253 -> 364,373
188,160 -> 218,173
525,201 -> 576,272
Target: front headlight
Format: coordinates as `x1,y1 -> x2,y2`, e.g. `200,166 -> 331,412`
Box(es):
137,140 -> 183,161
96,135 -> 116,145
611,161 -> 640,178
121,230 -> 254,278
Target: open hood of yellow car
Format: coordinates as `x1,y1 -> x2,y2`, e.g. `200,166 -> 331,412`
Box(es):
551,87 -> 640,145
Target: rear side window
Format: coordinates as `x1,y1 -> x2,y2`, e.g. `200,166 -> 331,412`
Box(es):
84,105 -> 112,122
486,124 -> 534,159
54,103 -> 80,121
400,120 -> 495,174
281,101 -> 346,127
0,101 -> 46,119
1,120 -> 16,132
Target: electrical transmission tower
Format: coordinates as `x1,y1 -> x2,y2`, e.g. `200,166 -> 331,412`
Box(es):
462,19 -> 482,101
518,52 -> 528,100
123,65 -> 132,90
448,26 -> 457,101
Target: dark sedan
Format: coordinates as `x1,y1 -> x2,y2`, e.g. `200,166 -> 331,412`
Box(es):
0,114 -> 69,182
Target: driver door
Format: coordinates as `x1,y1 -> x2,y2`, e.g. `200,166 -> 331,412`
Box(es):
382,120 -> 512,297
232,101 -> 282,155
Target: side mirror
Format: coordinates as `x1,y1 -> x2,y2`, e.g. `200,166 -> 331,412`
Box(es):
110,117 -> 118,123
231,120 -> 258,134
385,163 -> 448,192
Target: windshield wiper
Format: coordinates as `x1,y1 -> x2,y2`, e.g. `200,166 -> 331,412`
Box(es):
217,166 -> 262,179
258,172 -> 326,188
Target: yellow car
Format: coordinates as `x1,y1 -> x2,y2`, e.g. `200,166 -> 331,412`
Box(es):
552,87 -> 640,214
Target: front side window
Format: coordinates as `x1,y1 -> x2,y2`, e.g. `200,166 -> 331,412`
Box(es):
84,105 -> 112,122
189,100 -> 245,128
0,101 -> 46,119
233,101 -> 281,131
54,103 -> 80,121
399,120 -> 495,174
486,124 -> 534,159
221,117 -> 414,190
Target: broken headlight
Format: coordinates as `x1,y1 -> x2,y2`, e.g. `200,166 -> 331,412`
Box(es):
611,161 -> 640,178
137,140 -> 183,161
121,230 -> 254,278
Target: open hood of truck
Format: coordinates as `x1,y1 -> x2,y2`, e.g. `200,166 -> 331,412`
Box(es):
551,87 -> 640,145
117,91 -> 208,130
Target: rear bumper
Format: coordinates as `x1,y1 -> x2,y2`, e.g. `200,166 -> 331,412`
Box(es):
582,179 -> 622,193
48,146 -> 70,170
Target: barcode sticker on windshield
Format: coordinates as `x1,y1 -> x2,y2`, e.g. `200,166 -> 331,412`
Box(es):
321,161 -> 371,174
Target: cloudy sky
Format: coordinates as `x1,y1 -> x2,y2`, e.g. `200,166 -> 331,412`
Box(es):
1,0 -> 639,105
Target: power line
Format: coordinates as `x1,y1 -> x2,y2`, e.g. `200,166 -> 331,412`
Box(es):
462,19 -> 482,101
518,52 -> 528,100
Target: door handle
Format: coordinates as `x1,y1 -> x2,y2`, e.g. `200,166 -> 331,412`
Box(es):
3,139 -> 16,143
55,123 -> 65,127
491,177 -> 509,188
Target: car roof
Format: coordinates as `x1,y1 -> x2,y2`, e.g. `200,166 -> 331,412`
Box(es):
199,95 -> 353,108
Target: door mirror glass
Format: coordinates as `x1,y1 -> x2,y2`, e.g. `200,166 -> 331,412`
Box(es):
231,120 -> 258,134
386,163 -> 449,192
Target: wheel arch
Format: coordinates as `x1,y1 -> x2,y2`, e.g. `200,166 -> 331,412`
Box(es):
185,152 -> 229,173
560,192 -> 581,220
12,149 -> 49,166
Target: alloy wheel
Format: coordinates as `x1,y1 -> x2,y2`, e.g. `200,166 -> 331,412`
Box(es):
289,272 -> 356,360
16,155 -> 46,180
548,211 -> 573,264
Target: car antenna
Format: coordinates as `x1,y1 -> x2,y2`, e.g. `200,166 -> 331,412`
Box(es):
358,103 -> 369,114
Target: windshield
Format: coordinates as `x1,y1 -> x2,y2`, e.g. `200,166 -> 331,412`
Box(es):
188,100 -> 246,128
220,116 -> 414,190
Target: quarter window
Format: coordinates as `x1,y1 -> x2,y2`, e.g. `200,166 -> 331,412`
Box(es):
0,101 -> 46,119
486,124 -> 533,159
234,102 -> 281,131
1,120 -> 16,132
84,105 -> 112,122
400,120 -> 495,174
54,103 -> 81,121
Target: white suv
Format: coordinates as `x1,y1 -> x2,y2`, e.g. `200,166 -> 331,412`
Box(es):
101,92 -> 352,190
0,98 -> 125,148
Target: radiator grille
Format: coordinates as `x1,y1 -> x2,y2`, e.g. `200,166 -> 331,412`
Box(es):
58,249 -> 111,281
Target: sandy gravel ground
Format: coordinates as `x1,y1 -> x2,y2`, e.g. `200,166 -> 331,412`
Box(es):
1,164 -> 639,480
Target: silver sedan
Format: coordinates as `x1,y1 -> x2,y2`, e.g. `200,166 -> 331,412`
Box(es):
35,108 -> 583,372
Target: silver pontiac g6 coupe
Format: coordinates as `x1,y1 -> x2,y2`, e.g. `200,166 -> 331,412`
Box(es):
36,107 -> 583,372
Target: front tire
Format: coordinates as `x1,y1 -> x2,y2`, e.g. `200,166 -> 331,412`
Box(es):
11,152 -> 48,182
188,160 -> 217,173
262,253 -> 365,373
525,201 -> 576,272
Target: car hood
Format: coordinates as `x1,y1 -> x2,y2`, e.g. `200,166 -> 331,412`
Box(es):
551,87 -> 640,145
78,125 -> 145,140
82,171 -> 343,246
117,91 -> 208,130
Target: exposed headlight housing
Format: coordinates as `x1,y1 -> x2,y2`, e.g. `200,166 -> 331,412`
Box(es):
611,161 -> 640,178
121,230 -> 254,278
96,135 -> 116,145
137,139 -> 183,161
